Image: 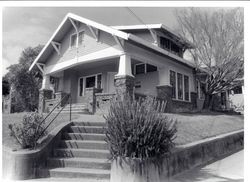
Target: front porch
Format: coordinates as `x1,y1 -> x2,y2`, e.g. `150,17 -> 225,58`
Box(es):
38,52 -> 198,114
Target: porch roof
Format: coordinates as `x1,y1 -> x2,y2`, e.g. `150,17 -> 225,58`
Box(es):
29,13 -> 196,72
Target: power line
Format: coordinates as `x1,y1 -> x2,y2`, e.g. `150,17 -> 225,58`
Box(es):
126,7 -> 157,44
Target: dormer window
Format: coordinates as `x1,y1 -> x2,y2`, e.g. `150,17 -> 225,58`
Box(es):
160,37 -> 182,56
70,31 -> 84,48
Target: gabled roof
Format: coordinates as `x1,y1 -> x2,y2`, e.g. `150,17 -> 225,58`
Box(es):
29,13 -> 129,71
112,24 -> 194,49
29,13 -> 195,71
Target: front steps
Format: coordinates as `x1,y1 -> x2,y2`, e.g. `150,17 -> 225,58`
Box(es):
54,103 -> 90,114
39,121 -> 111,181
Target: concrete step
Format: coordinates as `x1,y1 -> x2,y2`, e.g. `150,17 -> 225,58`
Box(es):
48,167 -> 110,179
31,177 -> 110,182
72,121 -> 106,127
68,126 -> 107,134
59,140 -> 108,150
47,157 -> 111,169
53,148 -> 110,159
62,133 -> 106,141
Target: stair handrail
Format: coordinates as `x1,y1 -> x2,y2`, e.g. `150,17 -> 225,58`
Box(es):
36,94 -> 72,142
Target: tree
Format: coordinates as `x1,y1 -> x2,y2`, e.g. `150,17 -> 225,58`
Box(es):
176,8 -> 244,109
5,45 -> 43,112
2,75 -> 10,96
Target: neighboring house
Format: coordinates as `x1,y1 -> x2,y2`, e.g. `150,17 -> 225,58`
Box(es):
216,78 -> 244,114
29,13 -> 205,114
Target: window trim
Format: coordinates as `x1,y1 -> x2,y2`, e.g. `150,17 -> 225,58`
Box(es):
70,30 -> 85,49
78,73 -> 102,97
170,70 -> 190,102
134,63 -> 157,75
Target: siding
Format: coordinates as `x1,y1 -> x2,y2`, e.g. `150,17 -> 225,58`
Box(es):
46,24 -> 117,68
126,42 -> 196,93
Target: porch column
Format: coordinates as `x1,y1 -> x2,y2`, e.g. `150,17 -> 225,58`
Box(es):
156,67 -> 172,112
39,75 -> 52,113
114,54 -> 135,99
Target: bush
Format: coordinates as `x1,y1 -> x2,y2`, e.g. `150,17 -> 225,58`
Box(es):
105,96 -> 177,161
8,111 -> 47,149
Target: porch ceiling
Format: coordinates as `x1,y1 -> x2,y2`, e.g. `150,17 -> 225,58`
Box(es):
67,57 -> 119,72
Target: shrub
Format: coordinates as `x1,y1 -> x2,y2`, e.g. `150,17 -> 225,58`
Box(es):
8,111 -> 47,149
105,96 -> 177,161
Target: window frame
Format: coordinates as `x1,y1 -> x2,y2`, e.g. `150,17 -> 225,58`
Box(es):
70,30 -> 85,49
134,63 -> 157,75
78,73 -> 102,97
170,70 -> 191,102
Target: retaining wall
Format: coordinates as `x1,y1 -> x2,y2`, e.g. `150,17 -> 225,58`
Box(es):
110,129 -> 244,182
2,122 -> 71,180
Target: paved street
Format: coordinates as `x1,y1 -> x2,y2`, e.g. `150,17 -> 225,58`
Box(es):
169,150 -> 244,182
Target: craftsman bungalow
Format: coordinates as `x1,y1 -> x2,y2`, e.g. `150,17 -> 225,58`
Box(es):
29,13 -> 205,114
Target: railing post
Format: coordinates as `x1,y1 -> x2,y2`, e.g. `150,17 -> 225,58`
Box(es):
69,95 -> 72,122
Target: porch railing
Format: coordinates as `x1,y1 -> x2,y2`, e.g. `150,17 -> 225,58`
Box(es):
36,94 -> 72,142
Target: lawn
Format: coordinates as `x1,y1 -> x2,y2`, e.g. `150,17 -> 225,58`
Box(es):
166,113 -> 244,145
2,112 -> 80,150
2,112 -> 244,150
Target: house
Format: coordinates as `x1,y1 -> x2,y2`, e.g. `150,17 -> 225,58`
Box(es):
29,13 -> 205,114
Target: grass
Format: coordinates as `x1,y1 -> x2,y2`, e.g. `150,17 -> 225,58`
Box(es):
2,112 -> 244,150
2,112 -> 80,150
165,112 -> 244,145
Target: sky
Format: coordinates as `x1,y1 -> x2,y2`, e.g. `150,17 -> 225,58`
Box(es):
2,7 -> 179,76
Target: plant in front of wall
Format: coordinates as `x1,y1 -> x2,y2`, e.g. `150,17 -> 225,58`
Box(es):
105,95 -> 177,180
8,111 -> 47,149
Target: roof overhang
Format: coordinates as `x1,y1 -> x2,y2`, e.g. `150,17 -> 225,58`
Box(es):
29,13 -> 129,71
29,13 -> 196,72
112,24 -> 195,49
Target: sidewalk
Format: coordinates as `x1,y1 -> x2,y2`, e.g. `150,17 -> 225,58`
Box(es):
169,150 -> 244,182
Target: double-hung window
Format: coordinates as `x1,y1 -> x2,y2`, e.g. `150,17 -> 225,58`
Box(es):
177,73 -> 183,100
170,70 -> 190,101
170,70 -> 176,99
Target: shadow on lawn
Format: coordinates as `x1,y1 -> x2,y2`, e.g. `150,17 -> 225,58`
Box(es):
172,111 -> 244,117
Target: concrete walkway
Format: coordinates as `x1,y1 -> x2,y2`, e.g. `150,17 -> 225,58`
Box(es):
169,150 -> 244,182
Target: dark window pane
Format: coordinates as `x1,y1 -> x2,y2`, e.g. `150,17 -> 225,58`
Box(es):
135,64 -> 145,74
184,75 -> 189,101
146,64 -> 157,73
170,70 -> 176,98
86,76 -> 96,88
79,78 -> 83,96
97,74 -> 102,89
177,73 -> 183,100
232,86 -> 242,94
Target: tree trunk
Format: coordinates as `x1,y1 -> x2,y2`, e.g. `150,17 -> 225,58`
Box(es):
203,94 -> 213,110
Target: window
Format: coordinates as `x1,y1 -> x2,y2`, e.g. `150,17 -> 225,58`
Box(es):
134,63 -> 157,75
170,70 -> 176,98
97,74 -> 102,89
147,64 -> 157,73
160,37 -> 181,56
177,73 -> 183,100
86,76 -> 96,88
79,78 -> 84,96
135,64 -> 145,74
70,31 -> 84,48
184,75 -> 189,101
79,74 -> 102,96
231,86 -> 242,94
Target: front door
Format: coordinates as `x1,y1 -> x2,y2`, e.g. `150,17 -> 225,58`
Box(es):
107,72 -> 117,93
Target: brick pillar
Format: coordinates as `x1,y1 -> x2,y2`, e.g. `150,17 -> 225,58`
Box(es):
39,89 -> 53,113
156,85 -> 173,112
114,75 -> 135,99
84,88 -> 102,114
